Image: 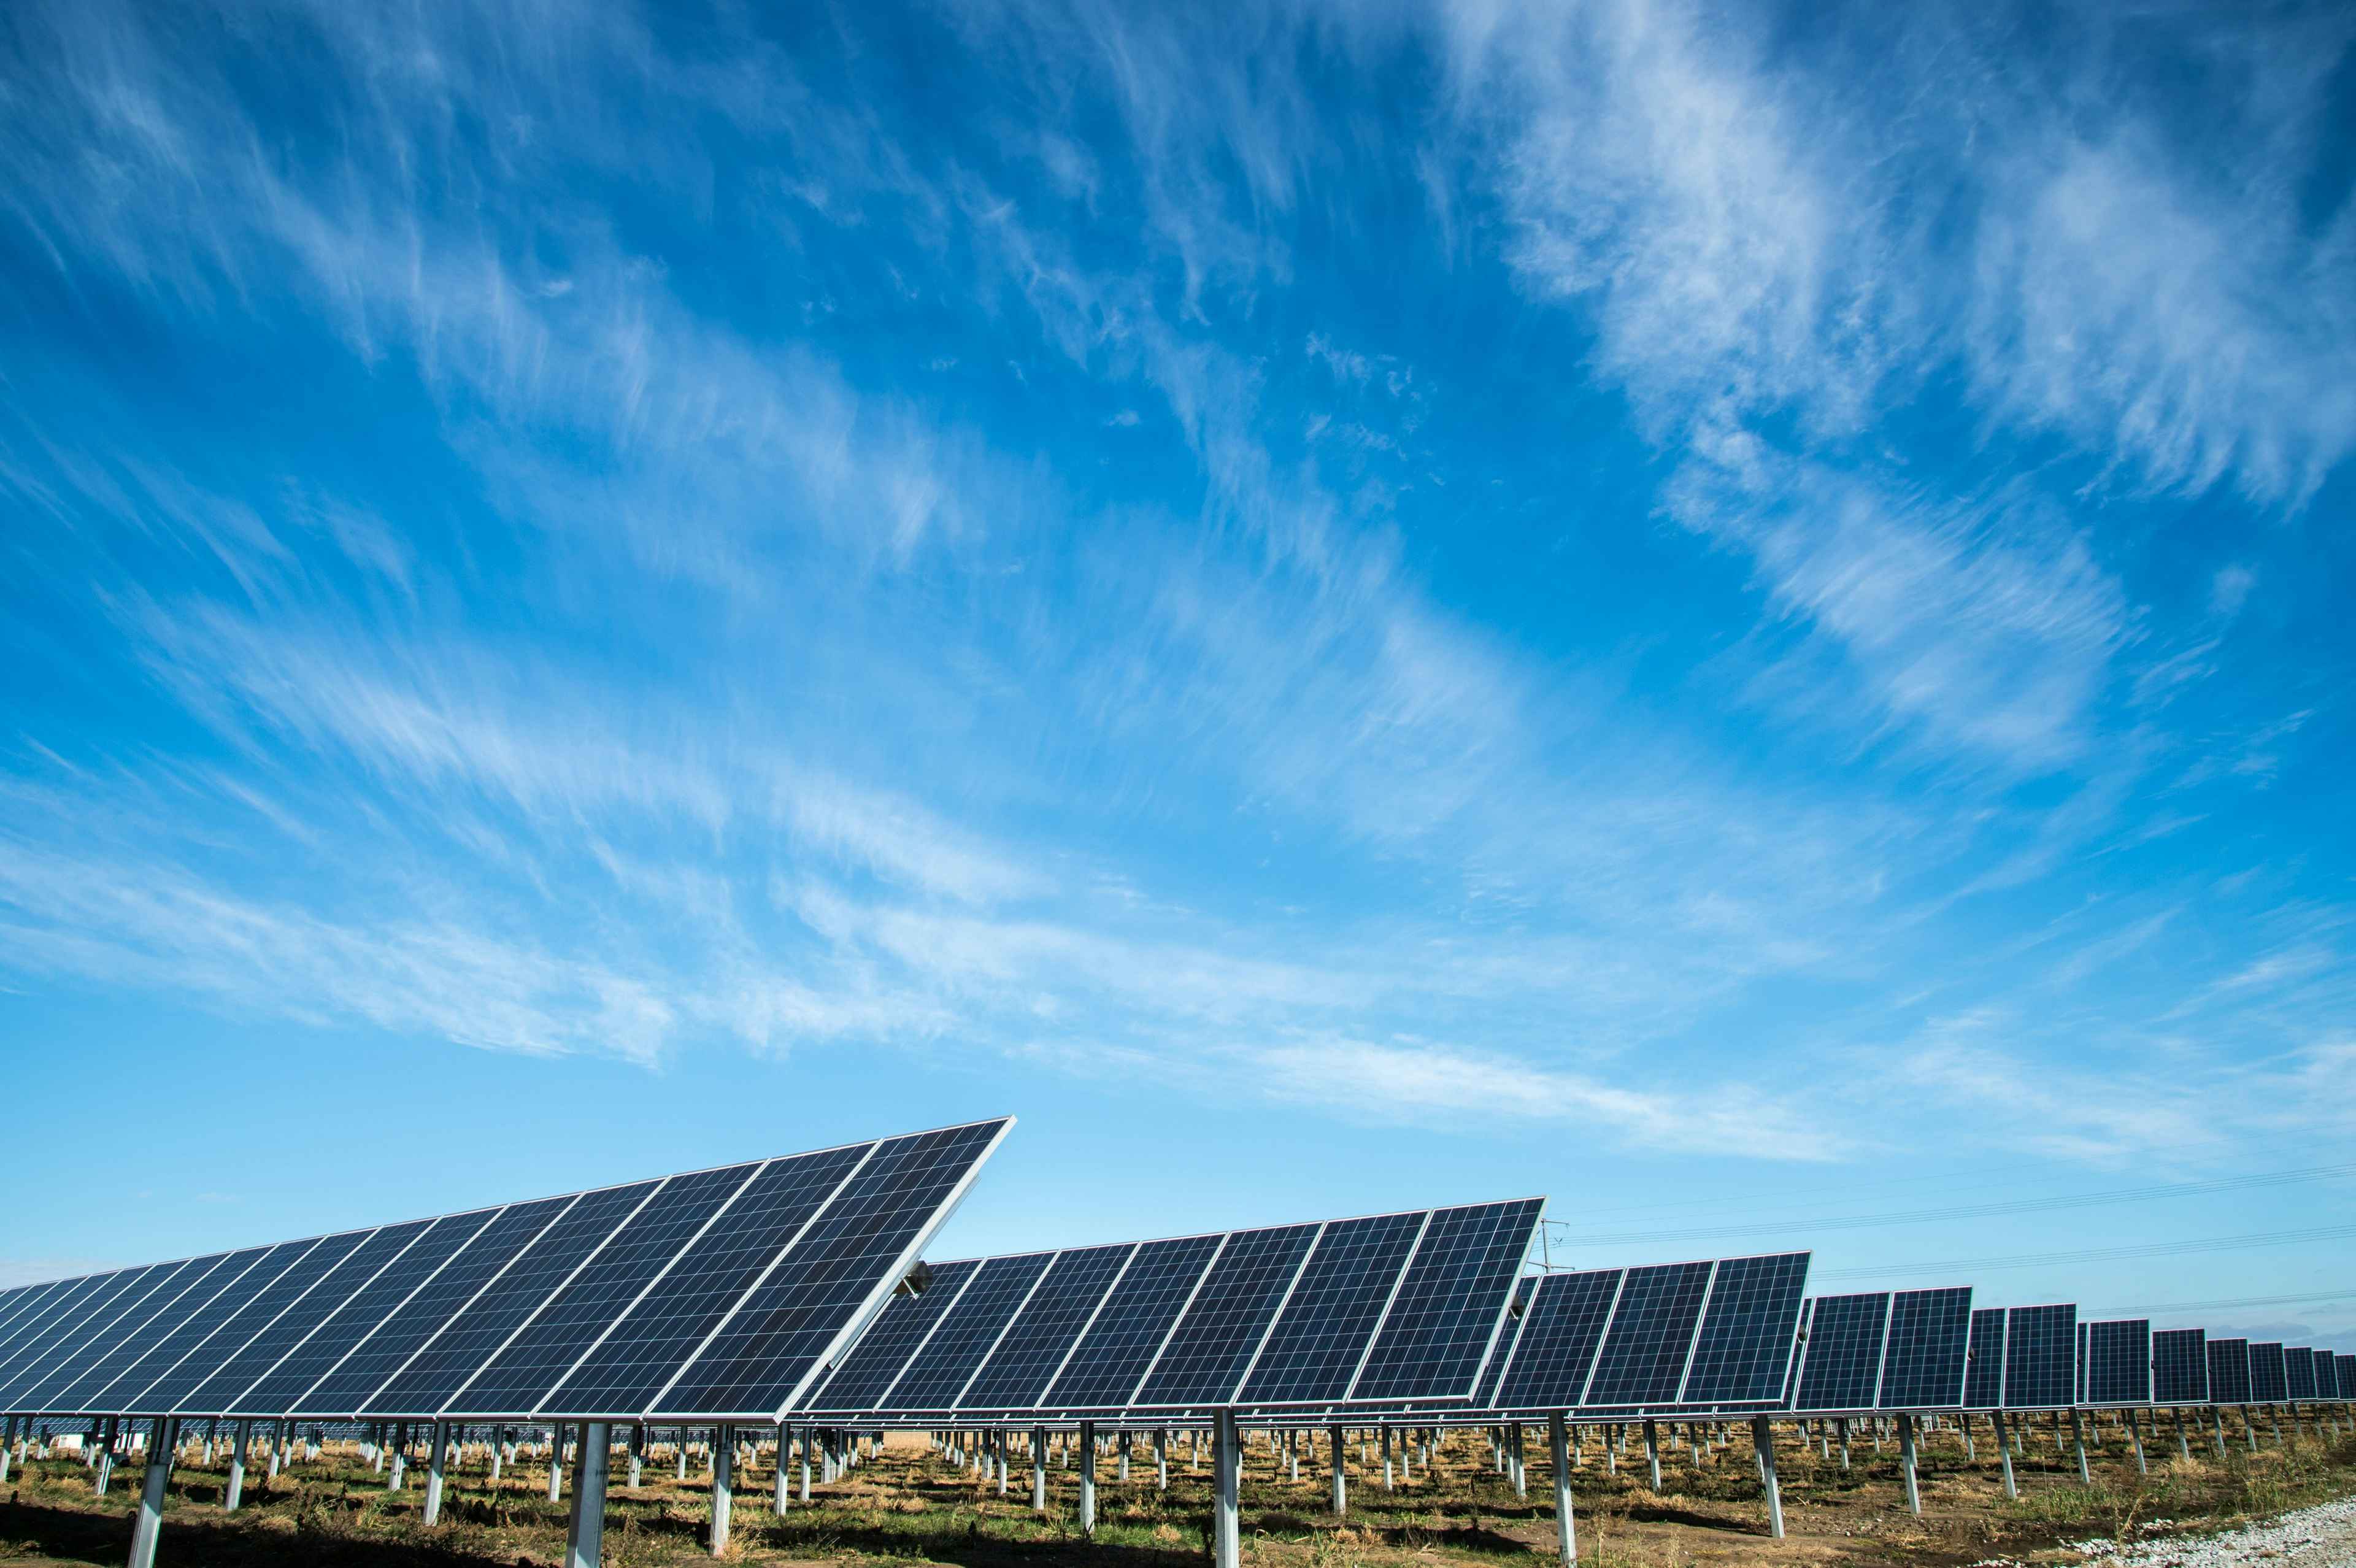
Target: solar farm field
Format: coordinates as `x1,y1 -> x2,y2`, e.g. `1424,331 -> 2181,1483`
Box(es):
3,1413 -> 2355,1568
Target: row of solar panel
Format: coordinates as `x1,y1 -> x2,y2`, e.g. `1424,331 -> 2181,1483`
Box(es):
1230,1251 -> 1818,1418
2074,1323 -> 2354,1408
0,1121 -> 1009,1423
798,1199 -> 1545,1416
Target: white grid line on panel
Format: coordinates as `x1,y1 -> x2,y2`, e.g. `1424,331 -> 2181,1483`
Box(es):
1123,1234 -> 1230,1409
288,1207 -> 514,1413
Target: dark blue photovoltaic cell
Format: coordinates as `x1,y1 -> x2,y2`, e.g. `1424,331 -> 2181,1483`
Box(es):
458,1164 -> 757,1416
1680,1252 -> 1809,1405
2152,1329 -> 2207,1404
4,1264 -> 201,1412
1495,1268 -> 1621,1410
131,1234 -> 368,1412
236,1215 -> 486,1415
2285,1348 -> 2319,1401
186,1223 -> 423,1413
805,1259 -> 982,1411
93,1242 -> 317,1413
44,1252 -> 255,1413
884,1254 -> 1055,1409
1964,1308 -> 2005,1409
0,1284 -> 52,1347
2208,1339 -> 2252,1404
300,1201 -> 568,1414
542,1143 -> 872,1414
650,1121 -> 1007,1417
1793,1293 -> 1887,1412
1582,1261 -> 1712,1409
0,1271 -> 146,1406
2317,1353 -> 2342,1400
2004,1305 -> 2076,1409
1042,1234 -> 1223,1409
2333,1356 -> 2354,1399
1352,1201 -> 1546,1404
1879,1288 -> 1972,1409
1136,1224 -> 1319,1407
2248,1342 -> 2288,1404
367,1183 -> 657,1415
2084,1319 -> 2152,1405
1472,1278 -> 1533,1409
960,1245 -> 1133,1410
1241,1212 -> 1428,1406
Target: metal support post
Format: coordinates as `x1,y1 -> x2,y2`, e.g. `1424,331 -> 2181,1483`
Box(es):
801,1430 -> 812,1501
1382,1425 -> 1393,1491
709,1424 -> 733,1556
1157,1427 -> 1169,1489
1549,1413 -> 1577,1566
1898,1412 -> 1920,1516
1330,1423 -> 1346,1515
1213,1410 -> 1241,1568
2068,1407 -> 2089,1484
422,1420 -> 448,1524
774,1425 -> 791,1515
549,1428 -> 566,1501
2127,1409 -> 2146,1474
1750,1415 -> 1784,1540
126,1416 -> 176,1568
628,1424 -> 642,1489
1033,1426 -> 1049,1512
388,1421 -> 407,1491
225,1418 -> 249,1512
563,1423 -> 609,1568
1643,1418 -> 1660,1491
1993,1409 -> 2016,1499
1078,1420 -> 1098,1532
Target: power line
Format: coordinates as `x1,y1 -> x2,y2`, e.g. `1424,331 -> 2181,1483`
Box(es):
1546,1162 -> 2356,1247
2078,1288 -> 2356,1318
1818,1222 -> 2356,1280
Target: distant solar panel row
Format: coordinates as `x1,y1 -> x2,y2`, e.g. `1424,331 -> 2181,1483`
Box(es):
0,1120 -> 1010,1423
802,1199 -> 1544,1416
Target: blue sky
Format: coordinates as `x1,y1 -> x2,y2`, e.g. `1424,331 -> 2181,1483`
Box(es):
2,0 -> 2352,1345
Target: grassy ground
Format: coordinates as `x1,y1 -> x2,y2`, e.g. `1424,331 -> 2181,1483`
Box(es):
3,1413 -> 2355,1568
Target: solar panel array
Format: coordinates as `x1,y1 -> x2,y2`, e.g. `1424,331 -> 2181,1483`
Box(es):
2152,1328 -> 2208,1404
1475,1252 -> 1809,1416
2248,1342 -> 2289,1404
0,1120 -> 1009,1423
2208,1338 -> 2253,1404
1785,1286 -> 1973,1413
2001,1304 -> 2077,1410
801,1199 -> 1542,1417
2082,1318 -> 2152,1406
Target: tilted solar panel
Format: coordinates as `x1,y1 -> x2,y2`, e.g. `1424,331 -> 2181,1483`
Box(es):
1492,1267 -> 1621,1411
1964,1308 -> 2006,1409
2083,1319 -> 2152,1406
804,1259 -> 980,1412
1136,1224 -> 1322,1407
1471,1277 -> 1533,1410
2317,1352 -> 2343,1400
2285,1347 -> 2318,1402
2207,1338 -> 2252,1404
1240,1212 -> 1428,1406
1878,1287 -> 1973,1410
1040,1234 -> 1223,1410
1678,1252 -> 1810,1407
0,1118 -> 1010,1424
2152,1328 -> 2208,1405
2247,1342 -> 2289,1404
959,1244 -> 1134,1411
2334,1355 -> 2355,1399
1581,1261 -> 1712,1409
2003,1305 -> 2077,1409
1792,1293 -> 1887,1412
1349,1201 -> 1544,1404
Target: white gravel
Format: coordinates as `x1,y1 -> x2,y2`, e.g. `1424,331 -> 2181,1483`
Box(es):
2060,1495 -> 2356,1568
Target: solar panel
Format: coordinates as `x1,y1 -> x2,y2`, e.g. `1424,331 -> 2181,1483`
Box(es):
537,1141 -> 874,1415
647,1120 -> 1011,1419
1039,1234 -> 1224,1409
959,1245 -> 1134,1410
880,1253 -> 1056,1411
1781,1299 -> 1810,1409
1878,1287 -> 1972,1410
1350,1201 -> 1545,1403
1677,1252 -> 1809,1406
804,1259 -> 982,1412
2152,1328 -> 2208,1404
2003,1305 -> 2076,1409
1239,1212 -> 1426,1405
0,1118 -> 1010,1424
1482,1267 -> 1620,1410
2284,1347 -> 2318,1402
2248,1342 -> 2289,1404
1581,1261 -> 1712,1409
1471,1278 -> 1533,1409
1134,1223 -> 1321,1407
2335,1355 -> 2356,1400
1964,1308 -> 2005,1408
2083,1319 -> 2152,1406
1792,1293 -> 1887,1412
2207,1338 -> 2252,1404
2317,1353 -> 2343,1400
